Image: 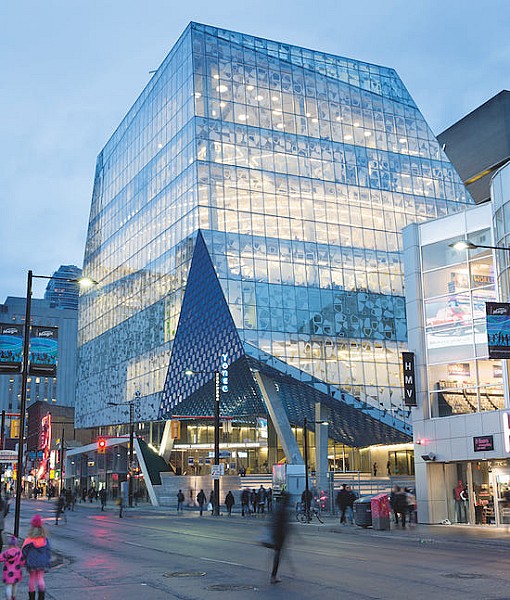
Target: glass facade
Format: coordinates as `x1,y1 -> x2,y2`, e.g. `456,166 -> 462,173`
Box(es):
44,265 -> 82,310
420,228 -> 503,417
77,23 -> 472,437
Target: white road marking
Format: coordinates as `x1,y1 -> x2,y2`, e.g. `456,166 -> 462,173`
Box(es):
200,556 -> 243,567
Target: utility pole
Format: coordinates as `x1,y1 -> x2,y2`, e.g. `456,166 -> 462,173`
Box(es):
214,371 -> 220,516
129,400 -> 135,508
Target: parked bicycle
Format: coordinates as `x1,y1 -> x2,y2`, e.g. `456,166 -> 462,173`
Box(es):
295,501 -> 323,524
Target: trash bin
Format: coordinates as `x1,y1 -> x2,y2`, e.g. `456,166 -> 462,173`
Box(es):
371,493 -> 390,530
353,495 -> 374,528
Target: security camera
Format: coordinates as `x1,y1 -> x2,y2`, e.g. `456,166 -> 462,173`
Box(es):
421,453 -> 436,462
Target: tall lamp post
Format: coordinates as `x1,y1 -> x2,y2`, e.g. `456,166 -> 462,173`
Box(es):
108,390 -> 141,508
13,270 -> 96,538
302,417 -> 329,522
185,368 -> 224,516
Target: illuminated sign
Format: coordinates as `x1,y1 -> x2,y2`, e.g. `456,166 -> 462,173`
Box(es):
473,435 -> 494,452
402,352 -> 417,406
29,326 -> 58,376
220,353 -> 229,393
37,413 -> 52,480
0,324 -> 23,373
487,303 -> 510,359
170,420 -> 181,439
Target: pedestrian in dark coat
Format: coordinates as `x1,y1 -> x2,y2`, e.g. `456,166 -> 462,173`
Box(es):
225,491 -> 235,515
209,491 -> 215,515
336,484 -> 350,524
241,489 -> 250,516
197,489 -> 206,516
0,497 -> 9,553
270,492 -> 290,584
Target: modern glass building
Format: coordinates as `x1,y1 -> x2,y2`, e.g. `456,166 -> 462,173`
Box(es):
77,23 -> 473,469
44,265 -> 82,310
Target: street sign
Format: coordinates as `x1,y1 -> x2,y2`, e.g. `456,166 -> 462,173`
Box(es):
211,464 -> 224,479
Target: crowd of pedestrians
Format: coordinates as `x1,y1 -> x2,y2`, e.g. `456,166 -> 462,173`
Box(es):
186,485 -> 274,516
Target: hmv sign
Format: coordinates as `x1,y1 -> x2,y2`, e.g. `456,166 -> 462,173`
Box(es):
402,352 -> 417,407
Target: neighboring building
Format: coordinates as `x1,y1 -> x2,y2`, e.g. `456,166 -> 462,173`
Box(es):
77,23 -> 473,472
403,164 -> 510,525
438,90 -> 510,204
44,265 -> 82,310
0,296 -> 79,413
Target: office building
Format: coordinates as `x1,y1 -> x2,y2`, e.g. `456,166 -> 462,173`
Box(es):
438,90 -> 510,204
44,265 -> 82,311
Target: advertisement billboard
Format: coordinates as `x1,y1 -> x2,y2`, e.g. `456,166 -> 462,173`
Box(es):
0,324 -> 23,373
29,326 -> 58,376
486,303 -> 510,359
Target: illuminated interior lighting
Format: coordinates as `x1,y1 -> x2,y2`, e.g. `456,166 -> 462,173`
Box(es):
216,84 -> 228,93
194,92 -> 201,98
238,114 -> 248,121
276,123 -> 284,129
312,118 -> 318,123
256,95 -> 264,101
353,121 -> 360,127
399,138 -> 407,143
306,112 -> 311,117
273,110 -> 282,116
345,134 -> 353,141
336,116 -> 341,121
364,131 -> 372,137
220,102 -> 226,108
246,85 -> 254,91
212,110 -> 217,116
213,74 -> 220,80
272,96 -> 279,101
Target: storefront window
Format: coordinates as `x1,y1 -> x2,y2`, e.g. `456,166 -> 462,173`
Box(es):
422,229 -> 500,418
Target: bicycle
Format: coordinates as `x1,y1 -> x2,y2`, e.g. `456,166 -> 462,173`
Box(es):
296,503 -> 323,524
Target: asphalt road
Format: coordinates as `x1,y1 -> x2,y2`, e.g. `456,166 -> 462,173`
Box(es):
10,500 -> 510,600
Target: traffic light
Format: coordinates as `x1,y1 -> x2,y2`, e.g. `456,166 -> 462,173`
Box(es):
97,437 -> 107,454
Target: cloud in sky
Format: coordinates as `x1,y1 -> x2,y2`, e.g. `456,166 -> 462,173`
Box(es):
1,0 -> 508,300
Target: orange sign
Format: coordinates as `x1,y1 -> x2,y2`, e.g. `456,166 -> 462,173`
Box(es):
170,420 -> 181,439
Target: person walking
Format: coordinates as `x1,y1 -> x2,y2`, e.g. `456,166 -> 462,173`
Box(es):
267,488 -> 273,513
22,515 -> 51,600
116,494 -> 124,518
393,486 -> 408,528
197,489 -> 206,517
0,497 -> 9,553
0,536 -> 24,600
225,491 -> 235,516
241,488 -> 250,516
270,491 -> 290,584
336,484 -> 350,524
258,486 -> 266,514
99,488 -> 107,512
345,485 -> 356,524
250,489 -> 257,515
55,493 -> 66,525
176,489 -> 185,513
373,462 -> 378,477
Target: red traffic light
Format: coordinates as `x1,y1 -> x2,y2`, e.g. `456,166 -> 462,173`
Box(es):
97,437 -> 107,453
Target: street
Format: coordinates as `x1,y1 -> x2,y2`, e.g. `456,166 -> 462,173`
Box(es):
8,500 -> 510,599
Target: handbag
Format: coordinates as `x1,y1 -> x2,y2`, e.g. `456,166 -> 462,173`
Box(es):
207,502 -> 213,511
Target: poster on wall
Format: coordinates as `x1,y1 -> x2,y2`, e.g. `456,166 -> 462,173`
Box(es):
29,326 -> 58,376
486,302 -> 510,359
447,363 -> 471,377
0,324 -> 23,373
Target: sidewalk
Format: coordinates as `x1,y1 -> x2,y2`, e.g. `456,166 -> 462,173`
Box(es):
31,498 -> 510,548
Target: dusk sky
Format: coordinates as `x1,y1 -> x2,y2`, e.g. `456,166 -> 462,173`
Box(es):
1,0 -> 508,301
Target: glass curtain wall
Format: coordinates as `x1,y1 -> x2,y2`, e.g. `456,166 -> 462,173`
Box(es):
421,228 -> 504,417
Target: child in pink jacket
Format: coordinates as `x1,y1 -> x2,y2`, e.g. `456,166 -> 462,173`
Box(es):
0,536 -> 24,600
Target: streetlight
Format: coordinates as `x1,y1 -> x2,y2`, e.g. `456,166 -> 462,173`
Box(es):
302,417 -> 329,522
108,390 -> 141,508
184,369 -> 222,516
449,240 -> 510,252
13,270 -> 96,538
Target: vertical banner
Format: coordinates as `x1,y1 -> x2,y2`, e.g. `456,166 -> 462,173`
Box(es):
402,352 -> 417,406
0,324 -> 23,373
220,353 -> 229,393
486,302 -> 510,359
29,326 -> 58,376
37,413 -> 52,480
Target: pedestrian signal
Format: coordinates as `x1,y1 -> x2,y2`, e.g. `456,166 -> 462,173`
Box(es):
97,438 -> 107,454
